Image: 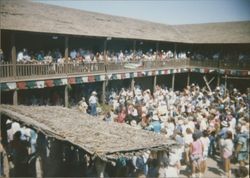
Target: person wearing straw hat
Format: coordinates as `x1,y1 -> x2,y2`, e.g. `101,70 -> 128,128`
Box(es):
89,91 -> 98,116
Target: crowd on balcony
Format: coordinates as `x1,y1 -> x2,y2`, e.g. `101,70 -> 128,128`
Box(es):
13,48 -> 188,64
0,47 -> 188,65
191,51 -> 250,65
1,47 -> 249,66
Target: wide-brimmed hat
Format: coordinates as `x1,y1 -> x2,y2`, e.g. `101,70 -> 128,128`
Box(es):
92,91 -> 97,95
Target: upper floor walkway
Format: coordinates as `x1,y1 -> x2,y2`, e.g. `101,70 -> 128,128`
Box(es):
1,59 -> 250,83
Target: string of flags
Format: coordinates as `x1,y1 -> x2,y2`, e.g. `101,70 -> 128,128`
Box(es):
1,67 -> 249,91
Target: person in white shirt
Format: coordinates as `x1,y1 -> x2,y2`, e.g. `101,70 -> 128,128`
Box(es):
89,91 -> 98,116
17,51 -> 24,63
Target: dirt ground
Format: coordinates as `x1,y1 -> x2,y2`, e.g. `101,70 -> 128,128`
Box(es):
179,155 -> 249,178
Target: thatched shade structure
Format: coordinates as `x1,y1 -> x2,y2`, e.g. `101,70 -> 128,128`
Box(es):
0,104 -> 177,161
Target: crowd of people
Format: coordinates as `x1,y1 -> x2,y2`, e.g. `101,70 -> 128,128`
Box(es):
1,47 -> 249,66
80,84 -> 249,177
1,48 -> 182,65
1,83 -> 249,177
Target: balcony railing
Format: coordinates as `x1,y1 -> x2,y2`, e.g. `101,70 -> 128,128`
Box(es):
189,60 -> 250,70
0,59 -> 249,81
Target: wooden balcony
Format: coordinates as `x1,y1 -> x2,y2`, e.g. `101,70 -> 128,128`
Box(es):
0,59 -> 249,82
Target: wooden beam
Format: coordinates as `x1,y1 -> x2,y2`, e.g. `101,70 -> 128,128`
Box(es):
172,73 -> 175,91
103,39 -> 107,64
64,36 -> 69,73
217,74 -> 221,86
35,156 -> 43,178
153,75 -> 157,92
3,148 -> 10,177
222,76 -> 250,80
187,72 -> 190,86
224,75 -> 228,90
203,75 -> 212,93
102,80 -> 106,104
95,157 -> 106,178
174,43 -> 177,59
13,89 -> 18,105
64,85 -> 69,108
0,29 -> 2,49
155,42 -> 159,60
133,40 -> 136,61
11,32 -> 16,77
207,77 -> 215,85
131,78 -> 135,91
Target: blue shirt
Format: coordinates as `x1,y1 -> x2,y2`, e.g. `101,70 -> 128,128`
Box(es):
148,121 -> 161,134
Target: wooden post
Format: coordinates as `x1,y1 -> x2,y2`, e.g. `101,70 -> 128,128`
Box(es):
155,42 -> 159,60
174,43 -> 177,59
95,158 -> 106,178
2,148 -> 10,178
131,78 -> 135,91
172,73 -> 175,91
224,75 -> 228,90
11,32 -> 16,78
153,75 -> 157,92
102,80 -> 106,104
65,36 -> 69,73
35,156 -> 43,178
0,29 -> 2,49
13,89 -> 18,105
133,40 -> 136,61
64,85 -> 69,108
187,72 -> 190,86
217,74 -> 220,86
103,39 -> 108,74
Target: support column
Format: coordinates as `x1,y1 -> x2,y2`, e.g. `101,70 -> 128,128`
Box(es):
172,73 -> 175,91
174,43 -> 177,59
2,147 -> 10,177
0,29 -> 2,49
13,89 -> 18,105
103,39 -> 108,73
187,72 -> 190,87
131,78 -> 135,91
133,40 -> 136,61
95,158 -> 106,178
11,32 -> 16,78
217,74 -> 221,86
64,85 -> 69,108
224,75 -> 228,90
35,156 -> 43,178
102,80 -> 106,104
64,36 -> 69,73
153,75 -> 157,92
155,42 -> 159,60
